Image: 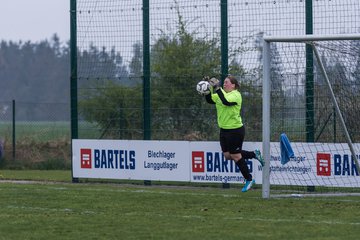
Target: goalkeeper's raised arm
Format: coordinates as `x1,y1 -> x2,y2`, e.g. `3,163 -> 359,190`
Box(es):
205,77 -> 237,106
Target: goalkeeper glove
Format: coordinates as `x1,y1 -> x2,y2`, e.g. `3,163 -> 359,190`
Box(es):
209,77 -> 220,91
202,76 -> 210,82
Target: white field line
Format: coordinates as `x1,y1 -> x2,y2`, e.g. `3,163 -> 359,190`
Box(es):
5,205 -> 96,215
224,216 -> 360,226
123,211 -> 360,226
7,203 -> 358,226
1,180 -> 360,203
2,182 -> 360,226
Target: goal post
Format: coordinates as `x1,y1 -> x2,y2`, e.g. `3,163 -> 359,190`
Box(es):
262,34 -> 360,199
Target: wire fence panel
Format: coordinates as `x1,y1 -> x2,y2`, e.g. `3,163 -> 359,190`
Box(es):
0,101 -> 70,168
3,0 -> 360,167
73,0 -> 360,142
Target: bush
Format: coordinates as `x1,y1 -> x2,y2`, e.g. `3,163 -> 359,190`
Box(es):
0,139 -> 71,170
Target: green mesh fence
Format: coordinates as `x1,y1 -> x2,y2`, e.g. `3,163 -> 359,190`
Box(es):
73,0 -> 360,141
0,100 -> 70,167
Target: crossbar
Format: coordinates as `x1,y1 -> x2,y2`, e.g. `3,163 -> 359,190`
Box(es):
264,34 -> 360,42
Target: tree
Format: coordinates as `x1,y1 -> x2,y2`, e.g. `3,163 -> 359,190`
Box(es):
128,42 -> 142,86
77,44 -> 132,138
148,5 -> 223,140
0,35 -> 70,120
79,81 -> 142,139
78,5 -> 252,140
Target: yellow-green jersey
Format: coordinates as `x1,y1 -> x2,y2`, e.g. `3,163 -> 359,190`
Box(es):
207,88 -> 243,129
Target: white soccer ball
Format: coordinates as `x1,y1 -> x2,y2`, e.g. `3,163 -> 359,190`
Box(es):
196,80 -> 210,96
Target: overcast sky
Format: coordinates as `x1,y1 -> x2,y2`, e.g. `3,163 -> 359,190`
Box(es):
0,0 -> 70,43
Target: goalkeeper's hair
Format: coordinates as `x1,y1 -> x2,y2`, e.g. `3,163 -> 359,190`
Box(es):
226,75 -> 240,90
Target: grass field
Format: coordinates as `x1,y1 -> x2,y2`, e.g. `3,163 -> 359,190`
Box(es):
0,170 -> 359,239
0,121 -> 103,143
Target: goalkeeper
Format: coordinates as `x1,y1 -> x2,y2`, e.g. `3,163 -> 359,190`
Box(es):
203,75 -> 264,192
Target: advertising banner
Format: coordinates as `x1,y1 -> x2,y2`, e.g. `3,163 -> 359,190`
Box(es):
269,142 -> 360,187
72,139 -> 359,188
72,139 -> 190,181
189,141 -> 263,184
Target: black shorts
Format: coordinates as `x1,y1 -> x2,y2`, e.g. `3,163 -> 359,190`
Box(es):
220,126 -> 245,154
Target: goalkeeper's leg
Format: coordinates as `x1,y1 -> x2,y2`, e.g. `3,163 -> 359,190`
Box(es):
236,159 -> 255,192
224,152 -> 252,180
232,153 -> 254,192
235,158 -> 252,181
242,150 -> 264,167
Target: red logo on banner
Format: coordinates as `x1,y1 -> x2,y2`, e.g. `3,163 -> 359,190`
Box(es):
317,153 -> 331,176
192,151 -> 205,172
81,149 -> 92,169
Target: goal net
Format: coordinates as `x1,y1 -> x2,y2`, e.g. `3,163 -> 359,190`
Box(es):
262,34 -> 360,198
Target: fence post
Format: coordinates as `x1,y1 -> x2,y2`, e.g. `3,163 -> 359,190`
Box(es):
12,99 -> 15,160
70,0 -> 79,183
143,0 -> 151,140
305,0 -> 314,142
220,0 -> 228,83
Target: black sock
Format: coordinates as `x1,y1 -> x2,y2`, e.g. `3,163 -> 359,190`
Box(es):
241,150 -> 256,159
235,159 -> 252,181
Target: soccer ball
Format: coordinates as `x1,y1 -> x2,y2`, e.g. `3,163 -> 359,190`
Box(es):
196,80 -> 210,96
